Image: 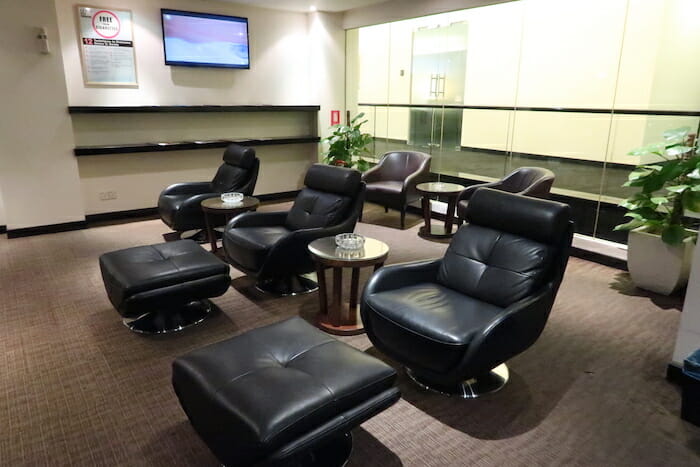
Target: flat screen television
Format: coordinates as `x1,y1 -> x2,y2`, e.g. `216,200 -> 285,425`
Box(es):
161,9 -> 250,69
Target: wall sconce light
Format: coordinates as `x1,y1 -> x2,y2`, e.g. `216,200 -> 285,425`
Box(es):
37,27 -> 50,54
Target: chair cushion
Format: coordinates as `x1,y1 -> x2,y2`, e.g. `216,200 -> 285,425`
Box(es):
223,144 -> 256,169
304,163 -> 362,196
157,193 -> 190,228
466,188 -> 570,245
365,181 -> 404,195
222,225 -> 291,272
99,240 -> 230,316
364,283 -> 502,373
285,188 -> 352,231
437,224 -> 553,308
172,317 -> 397,465
211,164 -> 250,193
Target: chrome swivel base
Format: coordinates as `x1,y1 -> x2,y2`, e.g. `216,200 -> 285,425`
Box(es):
256,274 -> 319,297
406,363 -> 510,399
267,432 -> 352,467
123,299 -> 214,334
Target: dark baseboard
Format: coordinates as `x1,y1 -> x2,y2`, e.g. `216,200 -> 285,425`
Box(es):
571,247 -> 627,271
7,220 -> 87,239
0,225 -> 6,234
667,363 -> 687,386
86,207 -> 159,224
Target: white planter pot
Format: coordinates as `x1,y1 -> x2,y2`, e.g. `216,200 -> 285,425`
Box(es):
627,228 -> 696,295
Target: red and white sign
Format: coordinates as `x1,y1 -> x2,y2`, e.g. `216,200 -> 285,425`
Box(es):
78,6 -> 137,86
91,10 -> 121,39
331,110 -> 340,126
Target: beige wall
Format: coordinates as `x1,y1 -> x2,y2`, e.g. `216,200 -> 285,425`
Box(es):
51,0 -> 346,216
0,0 -> 85,229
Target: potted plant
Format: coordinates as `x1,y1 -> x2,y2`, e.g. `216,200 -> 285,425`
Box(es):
615,126 -> 700,294
322,112 -> 373,171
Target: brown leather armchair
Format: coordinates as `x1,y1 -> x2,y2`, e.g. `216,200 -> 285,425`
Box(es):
361,151 -> 432,229
457,167 -> 555,223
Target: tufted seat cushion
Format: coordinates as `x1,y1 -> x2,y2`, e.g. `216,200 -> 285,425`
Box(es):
99,240 -> 231,318
222,225 -> 291,272
364,283 -> 502,373
285,188 -> 352,230
172,317 -> 399,466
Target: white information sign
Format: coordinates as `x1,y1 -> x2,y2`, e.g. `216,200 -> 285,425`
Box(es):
77,6 -> 137,86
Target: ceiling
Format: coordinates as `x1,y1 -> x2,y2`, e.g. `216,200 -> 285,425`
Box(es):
219,0 -> 392,13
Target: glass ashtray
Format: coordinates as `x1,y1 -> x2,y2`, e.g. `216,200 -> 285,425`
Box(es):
335,233 -> 365,250
220,192 -> 244,204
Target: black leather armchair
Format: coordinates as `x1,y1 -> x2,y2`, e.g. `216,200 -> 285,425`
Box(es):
223,164 -> 365,295
457,166 -> 554,223
361,151 -> 431,229
361,188 -> 573,397
158,144 -> 260,235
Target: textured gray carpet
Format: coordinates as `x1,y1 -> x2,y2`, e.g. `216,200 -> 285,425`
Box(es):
0,203 -> 698,466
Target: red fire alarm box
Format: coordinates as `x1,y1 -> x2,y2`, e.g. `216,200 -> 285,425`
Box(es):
331,110 -> 340,125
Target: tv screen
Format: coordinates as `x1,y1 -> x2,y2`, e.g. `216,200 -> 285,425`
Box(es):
161,9 -> 250,69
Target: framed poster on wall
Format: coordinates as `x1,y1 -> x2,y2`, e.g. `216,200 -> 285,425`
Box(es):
77,5 -> 138,86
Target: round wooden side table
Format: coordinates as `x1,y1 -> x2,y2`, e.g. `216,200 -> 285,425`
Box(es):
416,182 -> 465,239
200,196 -> 259,253
308,236 -> 389,336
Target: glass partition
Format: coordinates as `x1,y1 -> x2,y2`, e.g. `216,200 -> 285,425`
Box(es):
345,0 -> 700,244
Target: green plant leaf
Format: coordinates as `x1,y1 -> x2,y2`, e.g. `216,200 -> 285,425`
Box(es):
666,185 -> 690,193
683,190 -> 700,212
628,143 -> 665,156
650,196 -> 669,205
614,219 -> 645,231
666,145 -> 694,157
661,224 -> 687,245
662,126 -> 691,143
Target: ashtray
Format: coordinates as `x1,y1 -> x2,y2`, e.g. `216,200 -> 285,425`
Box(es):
335,233 -> 365,250
220,192 -> 244,204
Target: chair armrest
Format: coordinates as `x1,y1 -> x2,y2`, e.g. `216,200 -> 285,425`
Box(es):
227,211 -> 288,229
459,283 -> 556,374
362,259 -> 442,297
457,181 -> 504,202
361,163 -> 384,184
161,182 -> 212,196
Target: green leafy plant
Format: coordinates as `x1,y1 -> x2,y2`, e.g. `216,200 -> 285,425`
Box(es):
322,113 -> 373,172
615,126 -> 700,245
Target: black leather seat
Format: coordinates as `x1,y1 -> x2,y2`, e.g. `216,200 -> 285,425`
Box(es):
172,317 -> 400,467
456,166 -> 554,223
361,151 -> 431,229
223,164 -> 365,295
158,144 -> 259,236
99,240 -> 231,333
361,188 -> 573,397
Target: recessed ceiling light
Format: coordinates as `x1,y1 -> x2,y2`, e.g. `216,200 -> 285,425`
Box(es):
309,5 -> 317,12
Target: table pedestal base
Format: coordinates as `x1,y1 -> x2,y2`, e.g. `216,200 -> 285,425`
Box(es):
419,224 -> 455,239
317,303 -> 364,336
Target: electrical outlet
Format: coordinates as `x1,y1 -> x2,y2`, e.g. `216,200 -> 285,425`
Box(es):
99,191 -> 118,201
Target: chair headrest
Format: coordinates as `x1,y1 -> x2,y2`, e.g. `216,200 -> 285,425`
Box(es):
465,188 -> 572,245
304,164 -> 362,196
223,144 -> 256,169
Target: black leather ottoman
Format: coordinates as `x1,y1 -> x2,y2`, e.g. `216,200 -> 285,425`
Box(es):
99,240 -> 231,334
172,317 -> 400,466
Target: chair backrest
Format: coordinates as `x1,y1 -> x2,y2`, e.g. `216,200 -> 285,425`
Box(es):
210,144 -> 260,195
285,164 -> 363,231
500,167 -> 555,197
373,151 -> 431,182
437,188 -> 572,308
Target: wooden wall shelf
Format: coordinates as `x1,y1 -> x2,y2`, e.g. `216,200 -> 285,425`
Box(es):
68,105 -> 321,114
74,136 -> 320,156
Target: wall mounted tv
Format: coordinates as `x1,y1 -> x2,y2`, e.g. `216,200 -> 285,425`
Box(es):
161,9 -> 250,69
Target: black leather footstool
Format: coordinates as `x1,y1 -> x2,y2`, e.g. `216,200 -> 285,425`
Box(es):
172,317 -> 400,466
99,240 -> 231,334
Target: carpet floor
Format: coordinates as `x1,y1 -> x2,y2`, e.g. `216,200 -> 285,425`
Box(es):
0,203 -> 698,466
